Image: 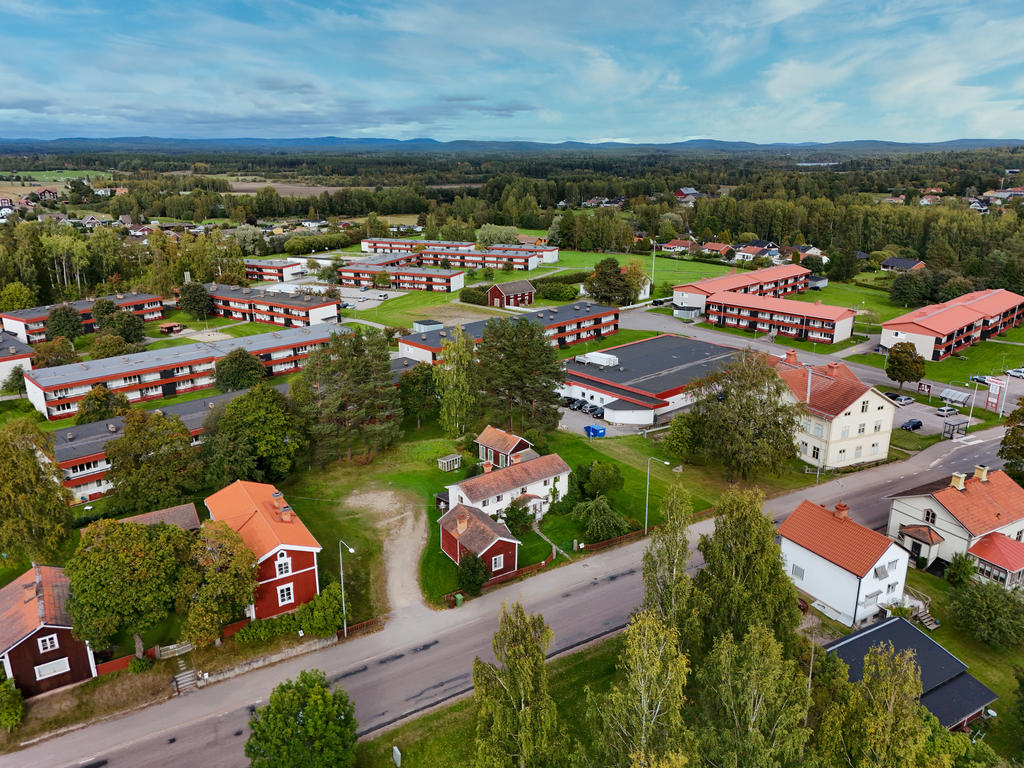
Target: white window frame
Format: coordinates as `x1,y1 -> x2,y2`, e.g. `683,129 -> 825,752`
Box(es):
277,583 -> 294,607
276,551 -> 292,577
34,657 -> 70,681
491,554 -> 504,572
791,564 -> 804,580
37,634 -> 59,653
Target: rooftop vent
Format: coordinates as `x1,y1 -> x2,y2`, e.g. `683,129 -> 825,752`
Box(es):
65,432 -> 74,441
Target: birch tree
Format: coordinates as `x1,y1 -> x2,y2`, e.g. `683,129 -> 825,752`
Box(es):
434,325 -> 478,437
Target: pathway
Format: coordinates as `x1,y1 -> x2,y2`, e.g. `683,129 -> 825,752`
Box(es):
533,520 -> 569,559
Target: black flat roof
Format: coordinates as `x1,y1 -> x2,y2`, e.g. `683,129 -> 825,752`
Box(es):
564,334 -> 737,399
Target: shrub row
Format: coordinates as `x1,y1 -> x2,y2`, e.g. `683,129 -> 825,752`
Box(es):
459,287 -> 488,305
235,582 -> 348,644
283,233 -> 355,255
532,270 -> 591,285
536,283 -> 579,301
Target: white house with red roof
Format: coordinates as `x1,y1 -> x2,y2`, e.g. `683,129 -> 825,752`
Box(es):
880,289 -> 1024,361
887,466 -> 1024,588
205,481 -> 322,620
769,350 -> 895,469
438,504 -> 520,579
780,500 -> 909,626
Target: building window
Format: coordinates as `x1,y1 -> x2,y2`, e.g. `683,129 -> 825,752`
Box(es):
482,499 -> 489,507
811,446 -> 820,460
791,564 -> 804,580
813,424 -> 824,438
799,441 -> 808,455
924,509 -> 936,524
857,423 -> 866,435
37,634 -> 59,653
276,552 -> 292,577
888,560 -> 898,571
854,446 -> 863,459
34,657 -> 70,681
838,449 -> 847,461
874,421 -> 882,432
870,442 -> 879,455
840,426 -> 850,439
861,400 -> 869,413
491,554 -> 504,572
887,583 -> 898,595
277,584 -> 294,606
543,479 -> 549,487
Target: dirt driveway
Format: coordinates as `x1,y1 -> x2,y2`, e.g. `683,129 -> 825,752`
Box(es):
345,488 -> 427,614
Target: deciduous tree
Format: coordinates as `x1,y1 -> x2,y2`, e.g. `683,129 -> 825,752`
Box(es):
434,325 -> 478,437
951,579 -> 1024,647
45,303 -> 83,341
572,495 -> 629,541
0,364 -> 26,395
688,349 -> 800,480
32,336 -> 80,368
642,482 -> 702,643
458,552 -> 490,596
89,297 -> 118,326
75,384 -> 130,425
476,223 -> 519,247
582,460 -> 624,499
999,400 -> 1024,484
90,332 -> 145,359
0,281 -> 35,312
67,520 -> 190,656
178,281 -> 213,319
98,310 -> 144,343
473,603 -> 561,768
397,361 -> 438,429
215,347 -> 266,391
245,669 -> 357,768
586,611 -> 690,767
0,418 -> 73,560
584,257 -> 631,305
105,409 -> 202,514
885,341 -> 926,390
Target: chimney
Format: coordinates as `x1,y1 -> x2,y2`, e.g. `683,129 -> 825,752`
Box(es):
827,361 -> 840,373
483,461 -> 493,474
951,472 -> 967,491
456,511 -> 468,534
784,349 -> 798,365
280,505 -> 293,523
973,465 -> 989,482
833,502 -> 849,520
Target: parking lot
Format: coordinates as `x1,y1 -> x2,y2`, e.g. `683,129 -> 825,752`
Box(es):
335,285 -> 406,310
890,395 -> 984,435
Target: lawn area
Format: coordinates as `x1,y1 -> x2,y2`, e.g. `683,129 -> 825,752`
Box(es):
7,169 -> 112,181
888,428 -> 942,452
0,397 -> 42,429
369,291 -> 504,329
789,281 -> 911,322
906,569 -> 1023,756
146,336 -> 200,350
557,329 -> 660,360
143,309 -> 239,335
355,633 -> 624,767
849,340 -> 1024,387
696,322 -> 869,353
218,322 -> 282,338
554,251 -> 734,288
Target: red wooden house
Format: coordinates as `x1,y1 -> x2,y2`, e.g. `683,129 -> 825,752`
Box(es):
487,280 -> 536,308
0,565 -> 97,697
439,504 -> 520,578
475,425 -> 536,468
37,188 -> 59,201
205,481 -> 322,620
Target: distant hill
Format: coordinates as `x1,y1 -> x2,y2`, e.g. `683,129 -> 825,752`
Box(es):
0,135 -> 1022,157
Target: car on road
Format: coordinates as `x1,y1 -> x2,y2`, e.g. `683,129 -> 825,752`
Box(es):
937,406 -> 960,417
893,395 -> 915,406
359,285 -> 369,292
378,293 -> 388,300
900,419 -> 923,431
969,374 -> 990,384
1007,368 -> 1024,379
651,299 -> 665,306
590,406 -> 605,419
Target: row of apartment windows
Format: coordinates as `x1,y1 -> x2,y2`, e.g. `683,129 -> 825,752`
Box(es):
799,441 -> 880,460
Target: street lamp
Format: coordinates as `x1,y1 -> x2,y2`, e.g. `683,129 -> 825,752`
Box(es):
338,539 -> 355,638
951,380 -> 983,425
645,457 -> 671,535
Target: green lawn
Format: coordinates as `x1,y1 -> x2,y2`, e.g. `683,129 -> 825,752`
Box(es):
554,251 -> 733,287
218,322 -> 282,338
906,569 -> 1023,756
789,282 -> 911,322
146,337 -> 200,350
696,322 -> 868,353
557,329 -> 660,360
355,633 -> 624,767
849,341 -> 1024,387
888,428 -> 942,451
0,398 -> 41,429
367,291 -> 505,329
8,170 -> 112,182
143,309 -> 239,335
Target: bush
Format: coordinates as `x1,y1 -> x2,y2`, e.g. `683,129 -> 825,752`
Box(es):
533,270 -> 591,286
502,499 -> 533,538
128,656 -> 154,674
236,612 -> 299,644
459,287 -> 488,305
0,678 -> 24,733
235,583 -> 350,645
945,552 -> 977,587
572,495 -> 630,541
951,579 -> 1024,647
457,552 -> 489,596
282,233 -> 354,255
536,283 -> 578,301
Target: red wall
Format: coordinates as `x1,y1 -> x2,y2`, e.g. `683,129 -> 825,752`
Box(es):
441,526 -> 460,564
6,626 -> 93,697
479,539 -> 518,577
254,555 -> 319,619
256,549 -> 317,582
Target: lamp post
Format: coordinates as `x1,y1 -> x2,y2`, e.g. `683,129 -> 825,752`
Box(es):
645,457 -> 671,535
952,380 -> 983,425
338,539 -> 355,638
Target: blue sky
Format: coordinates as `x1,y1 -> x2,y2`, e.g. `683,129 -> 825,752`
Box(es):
2,0 -> 1023,143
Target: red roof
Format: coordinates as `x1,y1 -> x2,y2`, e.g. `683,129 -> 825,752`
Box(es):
779,500 -> 896,577
0,565 -> 71,652
664,239 -> 697,249
768,351 -> 873,419
883,289 -> 1024,336
205,480 -> 321,560
674,264 -> 809,297
707,290 -> 855,321
927,470 -> 1024,536
969,532 -> 1024,572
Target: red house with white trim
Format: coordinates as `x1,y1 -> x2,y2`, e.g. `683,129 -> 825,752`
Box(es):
439,504 -> 520,579
205,481 -> 322,620
487,280 -> 535,308
0,565 -> 97,697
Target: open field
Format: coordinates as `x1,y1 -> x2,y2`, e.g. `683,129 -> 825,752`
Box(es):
2,170 -> 112,182
229,180 -> 346,196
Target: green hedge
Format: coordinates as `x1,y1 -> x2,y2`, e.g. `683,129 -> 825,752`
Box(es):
283,233 -> 354,255
235,583 -> 348,644
460,287 -> 488,305
537,283 -> 579,301
533,270 -> 591,285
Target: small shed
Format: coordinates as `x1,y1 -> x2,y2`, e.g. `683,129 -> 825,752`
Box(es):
438,454 -> 462,472
159,322 -> 184,335
413,319 -> 444,333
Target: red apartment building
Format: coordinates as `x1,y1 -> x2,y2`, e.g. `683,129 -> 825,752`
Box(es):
200,283 -> 339,327
205,481 -> 322,620
705,292 -> 855,343
672,264 -> 810,319
0,293 -> 164,344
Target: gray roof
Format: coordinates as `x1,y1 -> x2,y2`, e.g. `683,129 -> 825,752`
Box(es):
487,243 -> 557,251
564,334 -> 737,403
121,503 -> 201,530
881,256 -> 924,270
405,302 -> 618,350
0,331 -> 33,360
52,382 -> 289,464
203,283 -> 337,309
364,238 -> 474,247
389,356 -> 421,384
27,323 -> 340,389
341,264 -> 464,277
0,292 -> 162,321
491,280 -> 536,295
244,258 -> 302,267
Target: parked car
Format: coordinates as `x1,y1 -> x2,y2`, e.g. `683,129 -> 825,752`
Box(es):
1007,368 -> 1024,379
359,285 -> 369,292
937,406 -> 960,417
358,296 -> 368,302
561,395 -> 576,407
893,395 -> 915,406
900,419 -> 923,431
580,403 -> 597,415
884,392 -> 901,402
590,406 -> 605,419
378,293 -> 388,300
651,299 -> 665,306
969,374 -> 990,384
569,399 -> 586,411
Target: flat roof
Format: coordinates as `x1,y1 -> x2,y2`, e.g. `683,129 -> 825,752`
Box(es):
0,331 -> 33,359
204,283 -> 337,309
402,302 -> 618,350
27,323 -> 341,389
363,238 -> 474,247
1,292 -> 163,321
564,334 -> 738,401
244,258 -> 301,267
339,264 -> 464,277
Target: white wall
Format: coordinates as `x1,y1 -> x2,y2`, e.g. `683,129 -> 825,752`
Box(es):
1,318 -> 29,344
307,303 -> 340,325
397,341 -> 435,364
541,248 -> 559,263
25,376 -> 48,416
449,273 -> 466,291
672,289 -> 708,315
831,314 -> 854,343
0,355 -> 31,385
792,389 -> 895,470
447,469 -> 569,521
881,327 -> 934,358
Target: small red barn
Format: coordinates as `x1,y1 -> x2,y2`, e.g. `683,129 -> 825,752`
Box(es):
0,565 -> 97,697
205,481 -> 322,620
439,504 -> 520,578
487,280 -> 536,308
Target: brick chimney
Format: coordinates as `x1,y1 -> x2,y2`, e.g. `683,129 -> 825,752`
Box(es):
456,511 -> 468,534
973,464 -> 989,482
784,349 -> 798,365
827,361 -> 840,374
280,504 -> 293,523
950,472 -> 967,491
833,502 -> 849,520
482,461 -> 493,474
